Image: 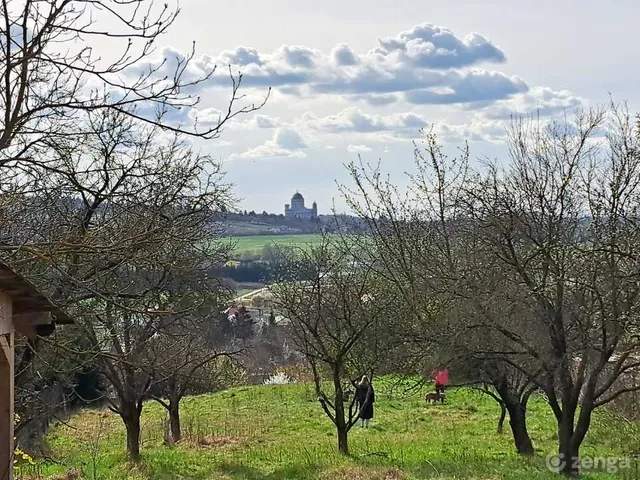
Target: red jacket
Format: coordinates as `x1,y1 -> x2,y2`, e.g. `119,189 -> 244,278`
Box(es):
435,370 -> 449,385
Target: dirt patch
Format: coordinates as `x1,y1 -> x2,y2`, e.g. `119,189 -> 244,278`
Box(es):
319,466 -> 405,480
47,469 -> 82,480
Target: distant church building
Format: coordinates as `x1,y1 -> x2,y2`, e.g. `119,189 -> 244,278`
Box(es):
285,191 -> 318,219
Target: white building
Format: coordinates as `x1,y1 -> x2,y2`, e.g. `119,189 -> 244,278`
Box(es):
284,191 -> 317,219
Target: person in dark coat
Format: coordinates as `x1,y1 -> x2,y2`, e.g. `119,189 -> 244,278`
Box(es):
354,375 -> 375,427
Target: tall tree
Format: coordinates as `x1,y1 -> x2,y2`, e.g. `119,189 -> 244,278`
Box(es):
270,236 -> 397,455
463,104 -> 640,475
3,107 -> 235,460
340,140 -> 540,456
342,102 -> 640,476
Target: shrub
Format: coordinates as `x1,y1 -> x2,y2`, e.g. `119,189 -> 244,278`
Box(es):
263,371 -> 297,385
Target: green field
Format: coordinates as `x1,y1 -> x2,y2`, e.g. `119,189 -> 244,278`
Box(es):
33,377 -> 638,479
230,234 -> 325,254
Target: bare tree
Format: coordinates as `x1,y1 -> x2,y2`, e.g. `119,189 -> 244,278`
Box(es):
340,104 -> 640,473
270,235 -> 396,455
2,107 -> 235,460
0,0 -> 268,167
461,103 -> 640,475
145,303 -> 243,443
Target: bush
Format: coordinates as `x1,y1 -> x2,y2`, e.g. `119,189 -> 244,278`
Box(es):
263,371 -> 297,385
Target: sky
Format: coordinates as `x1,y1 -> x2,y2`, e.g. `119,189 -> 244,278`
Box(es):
131,0 -> 640,215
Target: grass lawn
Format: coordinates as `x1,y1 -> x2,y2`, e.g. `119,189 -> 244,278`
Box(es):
230,234 -> 325,254
32,378 -> 639,480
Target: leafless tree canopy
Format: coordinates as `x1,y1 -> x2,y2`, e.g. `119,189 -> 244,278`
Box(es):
2,107 -> 237,459
0,0 -> 269,166
340,102 -> 640,475
270,235 -> 401,455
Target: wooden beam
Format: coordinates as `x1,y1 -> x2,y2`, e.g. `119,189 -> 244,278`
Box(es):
0,337 -> 9,366
0,294 -> 11,337
13,313 -> 51,339
0,333 -> 14,480
13,312 -> 52,326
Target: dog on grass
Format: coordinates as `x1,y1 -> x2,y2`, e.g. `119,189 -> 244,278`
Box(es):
425,392 -> 445,404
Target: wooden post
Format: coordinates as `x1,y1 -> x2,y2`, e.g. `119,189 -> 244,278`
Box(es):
0,292 -> 14,480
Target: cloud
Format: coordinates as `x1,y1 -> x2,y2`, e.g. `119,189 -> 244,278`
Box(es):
219,46 -> 264,66
206,23 -> 525,106
275,128 -> 308,150
302,108 -> 510,144
189,107 -> 223,126
251,114 -> 279,128
332,44 -> 359,66
479,86 -> 586,119
372,23 -> 506,69
237,128 -> 309,159
431,119 -> 508,144
279,45 -> 319,69
302,108 -> 427,135
347,144 -> 373,153
403,70 -> 527,105
123,22 -> 585,126
353,93 -> 399,106
120,23 -> 584,151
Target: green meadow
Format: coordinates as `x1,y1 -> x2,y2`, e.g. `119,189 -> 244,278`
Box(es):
31,378 -> 639,479
230,234 -> 325,254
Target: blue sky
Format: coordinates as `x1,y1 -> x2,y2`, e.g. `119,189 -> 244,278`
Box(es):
143,0 -> 640,214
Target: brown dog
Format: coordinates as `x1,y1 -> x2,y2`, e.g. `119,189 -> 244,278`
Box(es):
425,392 -> 445,404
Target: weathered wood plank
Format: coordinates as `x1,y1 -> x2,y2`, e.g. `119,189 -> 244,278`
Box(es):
0,333 -> 14,480
0,294 -> 11,337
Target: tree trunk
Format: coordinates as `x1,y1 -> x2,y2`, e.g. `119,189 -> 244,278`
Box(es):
333,367 -> 349,455
558,423 -> 580,477
497,402 -> 506,434
495,382 -> 534,455
169,398 -> 181,443
337,426 -> 349,455
123,411 -> 141,461
556,402 -> 587,477
505,401 -> 534,455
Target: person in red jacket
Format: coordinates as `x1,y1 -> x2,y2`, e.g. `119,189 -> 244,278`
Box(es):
433,369 -> 449,395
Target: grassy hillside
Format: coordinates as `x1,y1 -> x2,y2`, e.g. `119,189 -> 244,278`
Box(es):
231,234 -> 324,254
33,378 -> 638,480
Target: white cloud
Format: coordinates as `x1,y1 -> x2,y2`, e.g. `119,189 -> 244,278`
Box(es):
122,22 -> 585,142
479,86 -> 586,119
347,144 -> 373,153
236,127 -> 309,159
251,114 -> 280,128
431,118 -> 508,144
371,24 -> 506,69
135,23 -> 530,107
331,44 -> 359,66
189,107 -> 223,126
302,108 -> 427,134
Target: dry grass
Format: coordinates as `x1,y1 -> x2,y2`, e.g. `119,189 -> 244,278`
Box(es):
182,434 -> 249,450
319,466 -> 405,480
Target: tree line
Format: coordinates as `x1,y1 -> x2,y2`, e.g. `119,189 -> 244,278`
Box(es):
0,0 -> 267,467
270,103 -> 640,477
